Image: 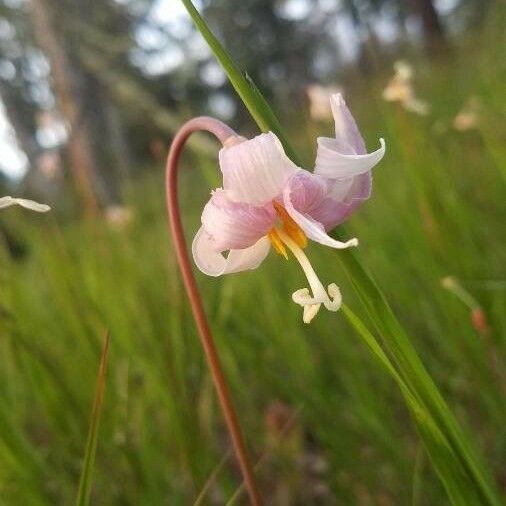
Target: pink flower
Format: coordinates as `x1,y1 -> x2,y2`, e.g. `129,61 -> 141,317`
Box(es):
192,94 -> 385,322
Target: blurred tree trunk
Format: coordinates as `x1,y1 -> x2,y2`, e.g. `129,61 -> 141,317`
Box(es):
412,0 -> 447,51
105,101 -> 133,179
30,0 -> 99,216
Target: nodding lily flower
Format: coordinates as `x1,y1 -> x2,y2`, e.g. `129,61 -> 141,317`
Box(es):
0,196 -> 50,213
193,94 -> 385,323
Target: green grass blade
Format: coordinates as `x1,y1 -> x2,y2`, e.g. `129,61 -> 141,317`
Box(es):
75,331 -> 110,506
341,305 -> 485,505
411,444 -> 424,506
337,247 -> 501,506
193,449 -> 232,506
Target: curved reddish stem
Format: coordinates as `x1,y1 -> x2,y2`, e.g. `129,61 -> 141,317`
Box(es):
166,116 -> 263,506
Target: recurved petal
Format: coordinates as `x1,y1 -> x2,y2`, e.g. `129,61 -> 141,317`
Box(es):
283,184 -> 358,250
192,228 -> 271,277
219,132 -> 298,205
329,172 -> 372,204
0,196 -> 51,212
307,198 -> 351,232
330,93 -> 367,155
283,171 -> 327,213
309,172 -> 372,230
314,136 -> 385,179
201,189 -> 276,251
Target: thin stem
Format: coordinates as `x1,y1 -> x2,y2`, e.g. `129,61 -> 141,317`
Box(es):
225,405 -> 302,506
165,116 -> 263,506
193,448 -> 233,506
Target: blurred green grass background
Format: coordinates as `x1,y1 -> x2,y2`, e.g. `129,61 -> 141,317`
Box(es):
1,14 -> 505,506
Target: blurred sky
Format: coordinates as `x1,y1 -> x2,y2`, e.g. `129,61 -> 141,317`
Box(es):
0,100 -> 28,179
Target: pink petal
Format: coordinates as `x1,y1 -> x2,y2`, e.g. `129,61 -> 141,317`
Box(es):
282,176 -> 358,250
308,169 -> 372,230
219,132 -> 298,205
309,173 -> 371,230
307,198 -> 350,231
281,171 -> 369,232
314,93 -> 385,179
330,93 -> 367,154
332,172 -> 372,204
314,137 -> 385,179
282,171 -> 327,213
192,228 -> 271,277
201,189 -> 276,251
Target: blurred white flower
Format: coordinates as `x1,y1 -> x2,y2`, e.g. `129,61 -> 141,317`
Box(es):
306,84 -> 343,121
105,205 -> 132,228
0,196 -> 50,212
382,60 -> 429,116
453,96 -> 480,131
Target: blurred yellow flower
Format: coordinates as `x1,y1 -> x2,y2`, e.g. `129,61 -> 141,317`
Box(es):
382,60 -> 429,116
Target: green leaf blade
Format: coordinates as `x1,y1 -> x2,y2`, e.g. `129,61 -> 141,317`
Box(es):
75,331 -> 110,506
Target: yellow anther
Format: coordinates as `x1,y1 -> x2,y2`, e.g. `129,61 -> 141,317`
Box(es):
268,228 -> 288,259
272,201 -> 307,249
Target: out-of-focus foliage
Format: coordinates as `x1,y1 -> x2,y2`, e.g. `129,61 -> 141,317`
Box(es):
0,0 -> 497,201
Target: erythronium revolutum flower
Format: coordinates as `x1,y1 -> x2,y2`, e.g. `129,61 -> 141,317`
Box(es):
0,196 -> 50,212
192,93 -> 385,323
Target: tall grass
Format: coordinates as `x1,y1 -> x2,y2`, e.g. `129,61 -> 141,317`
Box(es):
0,6 -> 504,504
76,331 -> 110,506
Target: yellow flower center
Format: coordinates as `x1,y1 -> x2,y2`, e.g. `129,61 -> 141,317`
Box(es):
268,201 -> 307,258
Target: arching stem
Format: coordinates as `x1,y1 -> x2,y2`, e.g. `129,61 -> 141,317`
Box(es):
165,116 -> 263,506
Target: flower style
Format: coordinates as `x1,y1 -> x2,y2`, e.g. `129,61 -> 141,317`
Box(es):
0,196 -> 50,212
192,94 -> 385,323
382,60 -> 429,116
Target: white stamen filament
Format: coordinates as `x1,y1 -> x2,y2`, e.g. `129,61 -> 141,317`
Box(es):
276,229 -> 342,323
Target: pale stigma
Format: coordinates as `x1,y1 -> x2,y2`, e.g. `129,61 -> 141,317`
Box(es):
276,229 -> 342,323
